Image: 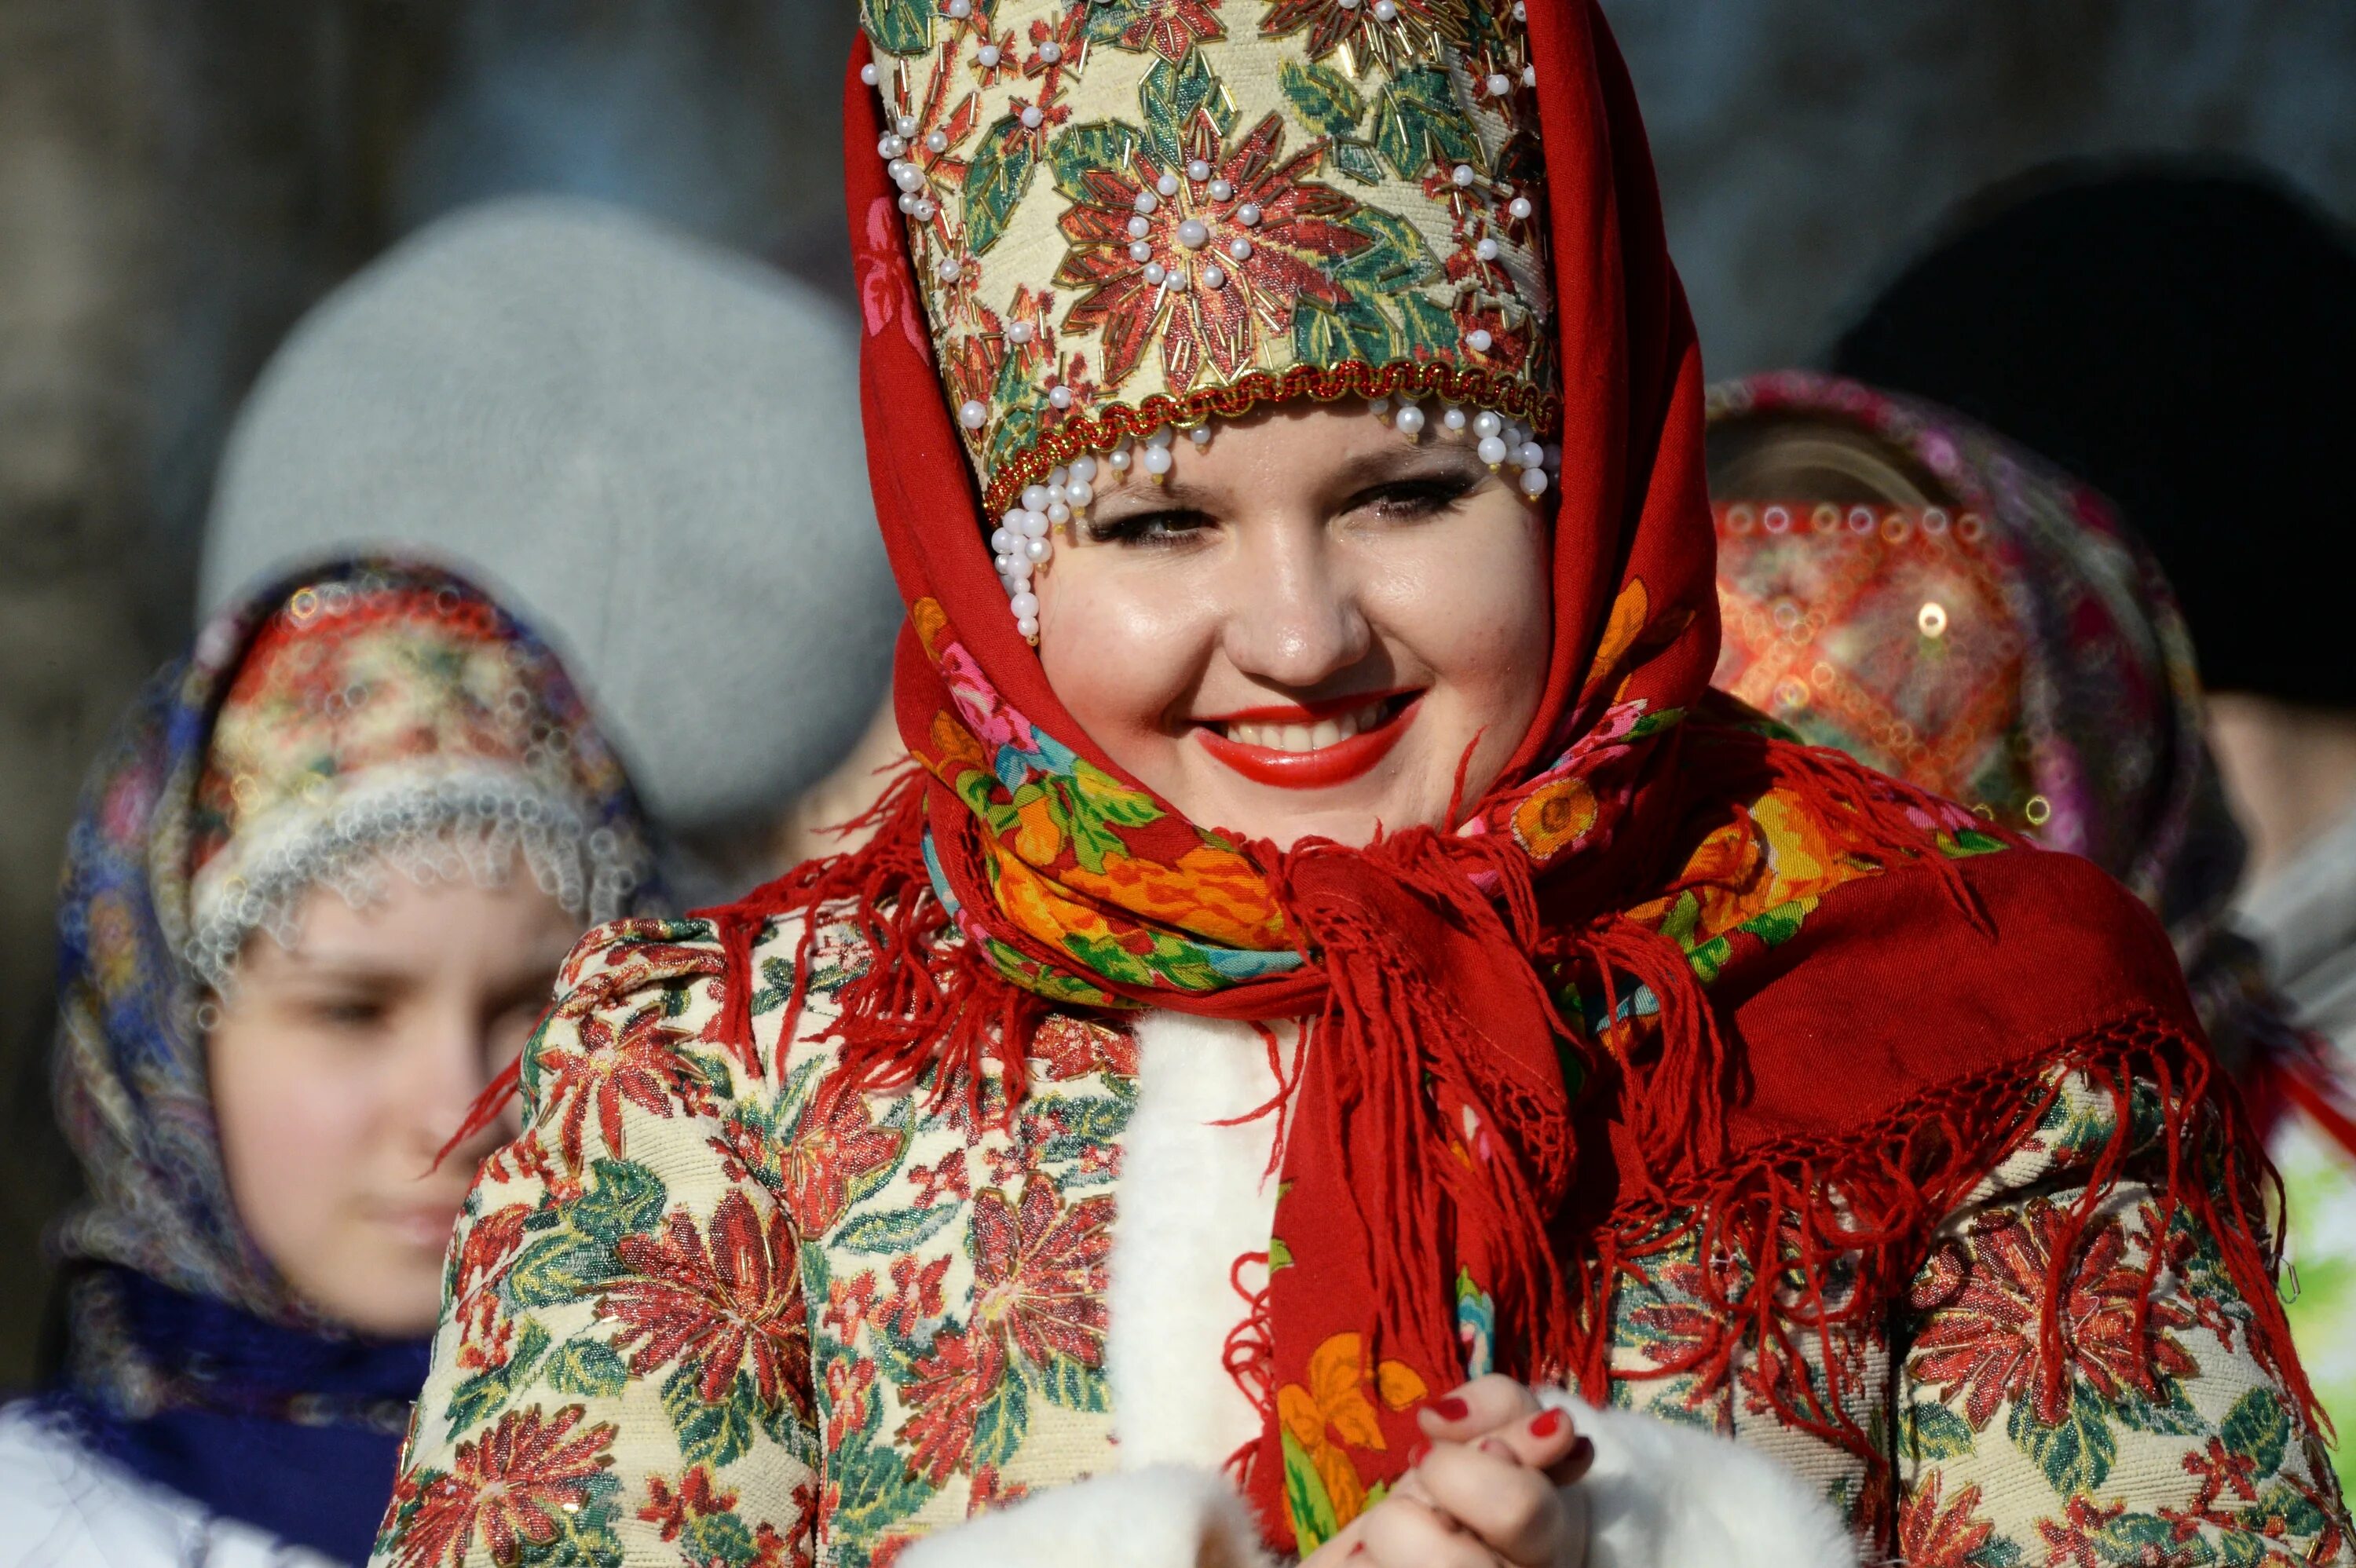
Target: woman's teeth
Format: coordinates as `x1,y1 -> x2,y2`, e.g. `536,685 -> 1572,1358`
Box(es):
1222,700 -> 1388,753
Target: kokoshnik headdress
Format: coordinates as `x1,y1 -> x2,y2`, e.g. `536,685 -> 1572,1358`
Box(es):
858,0 -> 1564,638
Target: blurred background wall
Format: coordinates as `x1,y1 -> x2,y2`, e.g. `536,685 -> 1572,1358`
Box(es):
1,0 -> 2350,1383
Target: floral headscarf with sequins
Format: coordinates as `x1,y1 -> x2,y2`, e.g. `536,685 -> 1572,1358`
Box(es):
52,557 -> 660,1335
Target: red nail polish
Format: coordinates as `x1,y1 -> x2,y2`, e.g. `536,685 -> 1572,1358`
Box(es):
1428,1395 -> 1469,1421
1529,1407 -> 1565,1439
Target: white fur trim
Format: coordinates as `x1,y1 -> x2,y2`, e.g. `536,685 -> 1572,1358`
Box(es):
1536,1391 -> 1858,1568
898,1465 -> 1273,1568
1106,1011 -> 1293,1470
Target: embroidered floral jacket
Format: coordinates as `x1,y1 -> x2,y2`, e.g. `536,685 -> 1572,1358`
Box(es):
369,880 -> 2351,1568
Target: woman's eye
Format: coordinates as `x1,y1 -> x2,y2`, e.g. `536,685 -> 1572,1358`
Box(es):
1084,509 -> 1210,546
1354,477 -> 1475,520
310,997 -> 387,1031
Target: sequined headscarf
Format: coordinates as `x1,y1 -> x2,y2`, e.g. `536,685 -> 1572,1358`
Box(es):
53,557 -> 660,1332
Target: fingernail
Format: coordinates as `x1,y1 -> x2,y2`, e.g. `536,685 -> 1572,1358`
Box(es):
1407,1438 -> 1430,1466
1427,1395 -> 1469,1421
1529,1407 -> 1565,1439
1479,1437 -> 1514,1460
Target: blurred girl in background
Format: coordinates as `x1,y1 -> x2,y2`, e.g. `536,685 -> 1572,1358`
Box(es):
0,559 -> 659,1564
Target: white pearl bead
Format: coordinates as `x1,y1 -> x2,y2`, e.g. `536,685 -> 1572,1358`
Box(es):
1068,478 -> 1095,506
1007,551 -> 1033,580
978,43 -> 1001,66
1131,240 -> 1154,263
1023,484 -> 1052,512
1147,428 -> 1173,447
1509,196 -> 1534,220
1017,615 -> 1041,639
1513,0 -> 1526,16
1476,237 -> 1500,261
1236,202 -> 1261,225
1523,64 -> 1537,87
1049,386 -> 1074,409
994,552 -> 1016,576
1473,411 -> 1502,438
1518,441 -> 1546,469
1021,104 -> 1043,129
1072,455 -> 1098,481
1451,163 -> 1475,187
1209,179 -> 1234,200
1487,72 -> 1512,97
1519,467 -> 1549,497
960,400 -> 989,429
1176,218 -> 1209,248
1187,159 -> 1212,181
895,165 -> 927,192
1143,261 -> 1166,284
1020,510 -> 1050,538
896,115 -> 918,137
861,63 -> 879,85
1157,174 -> 1180,197
1048,502 -> 1072,524
1374,0 -> 1399,18
1337,0 -> 1358,9
926,130 -> 949,153
1108,448 -> 1132,471
1368,397 -> 1389,415
1190,426 -> 1212,445
991,527 -> 1016,553
1167,269 -> 1189,291
1443,406 -> 1466,430
936,255 -> 961,280
1040,41 -> 1061,62
1228,237 -> 1252,261
879,133 -> 907,159
1142,444 -> 1174,475
948,0 -> 971,15
1135,190 -> 1159,215
1008,320 -> 1035,344
1010,590 -> 1041,618
1049,468 -> 1070,489
1128,215 -> 1151,239
914,199 -> 937,221
1466,327 -> 1494,352
1026,536 -> 1053,561
898,192 -> 917,214
1395,404 -> 1425,435
1202,265 -> 1225,289
1478,436 -> 1509,466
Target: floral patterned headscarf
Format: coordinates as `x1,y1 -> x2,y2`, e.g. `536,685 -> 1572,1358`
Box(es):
53,557 -> 660,1337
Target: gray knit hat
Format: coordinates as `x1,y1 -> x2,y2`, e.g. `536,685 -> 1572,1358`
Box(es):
199,196 -> 901,843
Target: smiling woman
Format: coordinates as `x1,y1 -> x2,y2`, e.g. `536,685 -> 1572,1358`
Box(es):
377,4 -> 2349,1567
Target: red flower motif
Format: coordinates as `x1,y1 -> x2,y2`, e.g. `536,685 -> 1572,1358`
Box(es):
1032,1014 -> 1139,1081
602,1190 -> 812,1417
898,1324 -> 1010,1485
1257,0 -> 1469,68
1906,1201 -> 2197,1430
536,1001 -> 708,1168
780,1076 -> 906,1233
1056,113 -> 1366,391
970,1180 -> 1114,1370
638,1464 -> 740,1543
1103,0 -> 1226,61
2033,1495 -> 2128,1568
1897,1474 -> 1998,1568
390,1405 -> 616,1568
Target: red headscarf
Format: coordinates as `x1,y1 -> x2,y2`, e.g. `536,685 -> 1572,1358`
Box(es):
690,2 -> 2299,1553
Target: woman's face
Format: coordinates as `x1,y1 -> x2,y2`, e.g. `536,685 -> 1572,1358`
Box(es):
1034,404 -> 1554,848
207,870 -> 579,1338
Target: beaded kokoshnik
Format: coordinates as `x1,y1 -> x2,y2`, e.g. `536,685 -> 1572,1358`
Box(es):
858,0 -> 1566,641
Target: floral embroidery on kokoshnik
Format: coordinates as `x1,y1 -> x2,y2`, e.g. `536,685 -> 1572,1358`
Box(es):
859,0 -> 1560,518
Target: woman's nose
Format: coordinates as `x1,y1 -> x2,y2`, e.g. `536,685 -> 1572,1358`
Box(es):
1217,524 -> 1374,688
400,1014 -> 503,1163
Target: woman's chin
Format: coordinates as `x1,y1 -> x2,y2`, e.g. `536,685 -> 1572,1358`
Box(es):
1180,772 -> 1446,850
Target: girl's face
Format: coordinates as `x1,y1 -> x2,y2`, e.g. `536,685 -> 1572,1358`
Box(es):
1035,404 -> 1555,848
207,870 -> 580,1338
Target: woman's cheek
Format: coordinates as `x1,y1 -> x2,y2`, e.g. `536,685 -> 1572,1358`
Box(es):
211,1028 -> 380,1298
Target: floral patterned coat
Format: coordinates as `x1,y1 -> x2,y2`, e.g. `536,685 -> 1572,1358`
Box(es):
371,895 -> 2353,1568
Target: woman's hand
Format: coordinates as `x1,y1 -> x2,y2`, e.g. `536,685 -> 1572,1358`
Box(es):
1299,1376 -> 1594,1568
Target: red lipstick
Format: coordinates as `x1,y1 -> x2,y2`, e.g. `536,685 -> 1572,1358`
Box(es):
1191,691 -> 1422,789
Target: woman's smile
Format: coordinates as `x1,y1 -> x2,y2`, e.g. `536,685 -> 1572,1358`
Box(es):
1191,690 -> 1425,789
